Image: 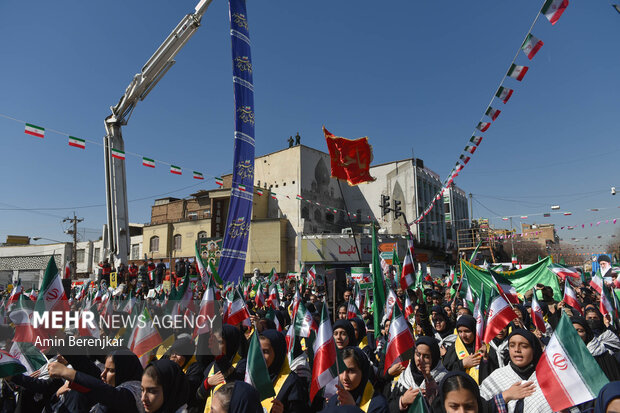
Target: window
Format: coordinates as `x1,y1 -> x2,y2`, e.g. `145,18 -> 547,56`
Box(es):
131,244 -> 140,260
173,234 -> 182,251
203,208 -> 211,218
76,249 -> 85,263
198,231 -> 207,239
301,207 -> 309,220
93,248 -> 100,263
326,213 -> 334,223
188,212 -> 198,220
150,236 -> 159,252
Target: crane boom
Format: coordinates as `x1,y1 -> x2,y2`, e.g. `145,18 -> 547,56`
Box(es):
104,0 -> 213,266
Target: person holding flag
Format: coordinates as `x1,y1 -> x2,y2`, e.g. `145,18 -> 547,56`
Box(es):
256,330 -> 308,413
349,317 -> 375,362
389,336 -> 448,411
480,329 -> 551,412
323,346 -> 389,412
443,314 -> 491,384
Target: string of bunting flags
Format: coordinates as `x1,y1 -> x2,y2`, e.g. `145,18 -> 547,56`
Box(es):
410,0 -> 570,226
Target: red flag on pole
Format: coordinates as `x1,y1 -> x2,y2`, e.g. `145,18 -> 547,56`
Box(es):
323,126 -> 375,185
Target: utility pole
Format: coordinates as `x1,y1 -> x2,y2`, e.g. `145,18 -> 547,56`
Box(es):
469,193 -> 473,223
509,217 -> 515,256
63,213 -> 83,279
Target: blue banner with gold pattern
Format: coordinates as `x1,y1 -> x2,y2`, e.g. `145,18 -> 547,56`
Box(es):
219,0 -> 255,284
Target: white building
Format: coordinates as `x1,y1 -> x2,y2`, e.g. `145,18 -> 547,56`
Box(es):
0,243 -> 71,290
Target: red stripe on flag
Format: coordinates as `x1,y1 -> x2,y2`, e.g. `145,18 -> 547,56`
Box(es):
310,338 -> 337,401
25,130 -> 44,138
536,353 -> 574,411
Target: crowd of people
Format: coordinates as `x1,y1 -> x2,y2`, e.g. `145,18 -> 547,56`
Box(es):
1,254 -> 620,412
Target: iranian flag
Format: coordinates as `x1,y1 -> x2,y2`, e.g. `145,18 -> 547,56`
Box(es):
384,304 -> 415,374
307,265 -> 317,284
294,299 -> 318,337
400,247 -> 415,290
142,157 -> 155,168
9,342 -> 47,375
347,297 -> 362,319
245,328 -> 276,400
296,194 -> 303,200
459,154 -> 470,165
270,192 -> 277,200
536,314 -> 608,411
382,288 -> 400,325
496,86 -> 514,104
0,350 -> 26,378
192,171 -> 204,180
599,282 -> 616,322
589,271 -> 603,294
227,289 -> 250,325
256,188 -> 263,196
531,289 -> 547,333
541,0 -> 569,25
507,63 -> 529,81
111,149 -> 125,160
267,283 -> 279,310
68,136 -> 86,149
8,280 -> 23,307
483,294 -> 518,343
25,123 -> 45,138
170,165 -> 182,175
464,145 -> 477,154
9,295 -> 38,342
490,272 -> 519,304
310,301 -> 338,402
215,177 -> 224,186
548,263 -> 580,280
254,285 -> 266,308
404,294 -> 415,319
469,136 -> 483,146
35,257 -> 70,315
522,33 -> 544,60
128,307 -> 162,360
563,281 -> 583,315
485,107 -> 501,121
476,122 -> 490,133
238,184 -> 247,192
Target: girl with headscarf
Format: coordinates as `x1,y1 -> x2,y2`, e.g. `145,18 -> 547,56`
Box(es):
350,317 -> 376,363
333,319 -> 356,350
47,348 -> 145,413
210,381 -> 263,413
431,305 -> 456,354
571,316 -> 620,381
487,326 -> 510,371
257,329 -> 309,413
479,329 -> 552,413
322,347 -> 389,413
389,336 -> 448,412
432,371 -> 497,413
197,325 -> 247,412
141,359 -> 190,413
442,315 -> 491,384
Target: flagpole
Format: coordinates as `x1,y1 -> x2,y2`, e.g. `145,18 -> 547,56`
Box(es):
336,179 -> 363,265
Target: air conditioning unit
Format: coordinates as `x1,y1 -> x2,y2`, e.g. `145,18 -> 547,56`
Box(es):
341,228 -> 353,235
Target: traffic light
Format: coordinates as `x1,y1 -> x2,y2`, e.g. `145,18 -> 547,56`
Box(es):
380,195 -> 391,216
393,199 -> 403,219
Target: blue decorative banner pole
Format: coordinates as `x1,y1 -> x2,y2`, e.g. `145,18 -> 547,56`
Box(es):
219,0 -> 255,284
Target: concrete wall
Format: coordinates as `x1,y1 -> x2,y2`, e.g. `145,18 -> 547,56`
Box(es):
245,218 -> 288,274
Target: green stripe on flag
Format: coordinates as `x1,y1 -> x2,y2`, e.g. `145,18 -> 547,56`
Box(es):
245,329 -> 276,400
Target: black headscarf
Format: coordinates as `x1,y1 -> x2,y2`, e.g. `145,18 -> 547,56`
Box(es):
146,359 -> 189,413
435,371 -> 483,413
410,336 -> 441,386
228,381 -> 263,413
343,346 -> 371,404
169,336 -> 195,368
456,314 -> 476,352
571,316 -> 595,344
594,381 -> 620,413
221,324 -> 244,362
349,317 -> 367,346
260,329 -> 286,382
333,319 -> 356,348
585,308 -> 607,335
506,329 -> 543,380
432,305 -> 454,338
108,348 -> 143,385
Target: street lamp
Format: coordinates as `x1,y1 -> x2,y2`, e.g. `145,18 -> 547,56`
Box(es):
32,237 -> 67,243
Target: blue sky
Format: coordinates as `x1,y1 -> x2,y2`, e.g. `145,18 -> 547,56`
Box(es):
0,1 -> 619,252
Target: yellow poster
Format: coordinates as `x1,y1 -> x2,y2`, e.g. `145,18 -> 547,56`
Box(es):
110,272 -> 117,288
162,280 -> 171,293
